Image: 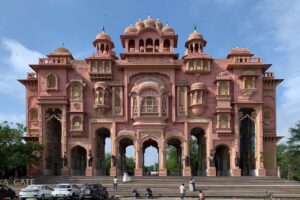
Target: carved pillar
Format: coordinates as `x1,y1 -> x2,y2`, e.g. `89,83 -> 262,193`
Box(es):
61,105 -> 70,176
182,122 -> 191,176
159,146 -> 167,176
257,105 -> 266,176
110,123 -> 117,176
135,137 -> 143,176
231,105 -> 241,176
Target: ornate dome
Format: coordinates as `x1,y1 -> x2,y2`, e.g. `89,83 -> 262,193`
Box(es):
96,30 -> 112,41
187,29 -> 203,41
155,18 -> 163,30
162,23 -> 175,34
135,18 -> 144,30
124,24 -> 137,34
143,16 -> 156,28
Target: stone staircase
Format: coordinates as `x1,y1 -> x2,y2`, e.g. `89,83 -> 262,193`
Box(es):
11,176 -> 300,199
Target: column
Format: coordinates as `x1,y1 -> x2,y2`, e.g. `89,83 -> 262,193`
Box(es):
257,105 -> 266,176
182,122 -> 191,176
110,123 -> 118,176
231,105 -> 241,176
159,144 -> 167,176
134,140 -> 143,176
61,105 -> 70,176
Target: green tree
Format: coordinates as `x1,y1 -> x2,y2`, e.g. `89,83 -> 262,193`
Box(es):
166,145 -> 180,175
189,137 -> 199,176
124,157 -> 135,175
0,121 -> 43,178
277,121 -> 300,181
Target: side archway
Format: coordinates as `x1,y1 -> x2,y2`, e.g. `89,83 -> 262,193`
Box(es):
71,146 -> 87,176
214,144 -> 230,176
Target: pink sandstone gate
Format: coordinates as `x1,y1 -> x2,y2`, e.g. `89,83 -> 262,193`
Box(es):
19,16 -> 283,177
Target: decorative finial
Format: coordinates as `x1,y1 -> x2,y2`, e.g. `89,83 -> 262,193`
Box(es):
148,13 -> 151,18
62,42 -> 64,47
194,26 -> 197,32
102,26 -> 105,33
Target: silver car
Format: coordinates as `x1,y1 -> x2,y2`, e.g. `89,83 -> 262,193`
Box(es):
51,184 -> 80,200
19,185 -> 53,200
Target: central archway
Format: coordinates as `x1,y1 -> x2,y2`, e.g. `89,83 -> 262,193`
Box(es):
71,146 -> 87,176
214,145 -> 230,176
166,138 -> 182,176
95,128 -> 111,175
190,127 -> 206,176
143,139 -> 159,176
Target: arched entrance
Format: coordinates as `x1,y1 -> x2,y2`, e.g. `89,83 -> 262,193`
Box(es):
214,145 -> 230,176
143,139 -> 159,176
190,127 -> 206,176
119,138 -> 135,176
95,128 -> 111,175
45,108 -> 62,176
166,138 -> 182,176
71,146 -> 87,176
239,108 -> 256,176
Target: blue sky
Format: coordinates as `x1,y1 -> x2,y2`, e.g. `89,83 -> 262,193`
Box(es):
1,0 -> 300,164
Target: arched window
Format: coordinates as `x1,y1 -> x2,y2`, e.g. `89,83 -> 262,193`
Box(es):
139,39 -> 144,52
244,77 -> 254,89
140,96 -> 158,116
47,73 -> 57,89
146,38 -> 153,52
163,39 -> 170,52
220,114 -> 229,128
72,116 -> 82,130
218,81 -> 229,95
128,40 -> 135,52
71,83 -> 81,100
29,109 -> 38,121
100,44 -> 105,53
195,43 -> 199,53
154,39 -> 160,52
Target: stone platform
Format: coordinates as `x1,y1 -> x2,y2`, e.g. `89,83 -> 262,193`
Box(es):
10,176 -> 300,199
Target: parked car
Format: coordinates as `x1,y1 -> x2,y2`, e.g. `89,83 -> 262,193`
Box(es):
79,184 -> 109,200
19,184 -> 53,200
0,184 -> 16,200
51,183 -> 80,200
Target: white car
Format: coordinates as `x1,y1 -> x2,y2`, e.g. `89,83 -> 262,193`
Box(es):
19,184 -> 53,200
51,183 -> 80,200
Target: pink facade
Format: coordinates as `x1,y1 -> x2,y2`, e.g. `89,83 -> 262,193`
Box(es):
19,17 -> 283,177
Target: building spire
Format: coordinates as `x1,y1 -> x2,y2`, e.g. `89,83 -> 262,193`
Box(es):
102,26 -> 105,33
194,25 -> 197,32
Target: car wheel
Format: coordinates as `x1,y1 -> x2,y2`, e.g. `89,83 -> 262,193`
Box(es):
39,194 -> 45,200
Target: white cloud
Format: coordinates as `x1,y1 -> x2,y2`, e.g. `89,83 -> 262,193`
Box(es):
256,0 -> 300,140
1,38 -> 43,73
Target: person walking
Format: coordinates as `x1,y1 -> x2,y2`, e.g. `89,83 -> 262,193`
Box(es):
113,176 -> 118,189
190,176 -> 195,191
198,190 -> 205,200
179,183 -> 186,200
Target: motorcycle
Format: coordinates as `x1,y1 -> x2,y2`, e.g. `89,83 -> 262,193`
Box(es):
132,189 -> 140,199
145,187 -> 153,199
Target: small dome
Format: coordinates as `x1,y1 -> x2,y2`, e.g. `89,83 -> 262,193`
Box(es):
162,24 -> 175,34
227,47 -> 253,58
96,31 -> 112,41
51,46 -> 72,56
135,18 -> 144,30
188,29 -> 203,41
155,18 -> 163,30
143,16 -> 156,28
124,24 -> 137,34
54,47 -> 70,53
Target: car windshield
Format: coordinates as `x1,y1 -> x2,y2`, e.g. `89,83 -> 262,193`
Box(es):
26,185 -> 39,189
56,185 -> 70,188
84,185 -> 97,189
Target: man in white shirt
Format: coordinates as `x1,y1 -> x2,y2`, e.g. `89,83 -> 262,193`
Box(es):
179,183 -> 186,200
113,176 -> 118,189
